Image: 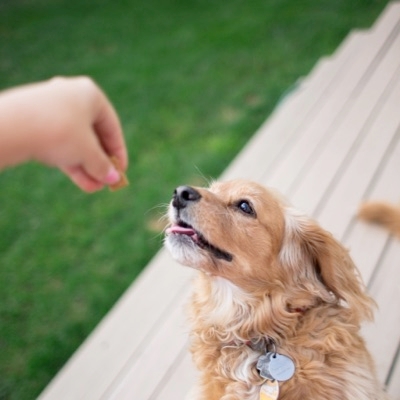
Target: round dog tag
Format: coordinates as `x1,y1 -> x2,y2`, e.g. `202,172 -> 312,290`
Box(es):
256,353 -> 274,380
267,353 -> 295,382
259,380 -> 279,400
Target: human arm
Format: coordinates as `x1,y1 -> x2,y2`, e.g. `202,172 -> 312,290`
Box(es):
0,76 -> 128,192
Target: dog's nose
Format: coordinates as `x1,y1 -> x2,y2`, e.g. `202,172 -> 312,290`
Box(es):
172,186 -> 201,209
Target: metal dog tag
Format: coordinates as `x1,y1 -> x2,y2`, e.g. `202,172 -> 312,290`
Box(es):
259,380 -> 279,400
256,353 -> 274,380
268,353 -> 295,382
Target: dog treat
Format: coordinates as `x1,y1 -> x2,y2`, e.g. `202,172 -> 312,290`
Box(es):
109,156 -> 129,191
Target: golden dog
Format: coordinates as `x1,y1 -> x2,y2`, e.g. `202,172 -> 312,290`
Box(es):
165,180 -> 387,400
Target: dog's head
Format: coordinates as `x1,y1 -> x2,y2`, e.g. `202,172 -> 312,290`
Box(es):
165,179 -> 373,323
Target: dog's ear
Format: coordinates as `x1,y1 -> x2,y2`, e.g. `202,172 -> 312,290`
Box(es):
282,208 -> 374,323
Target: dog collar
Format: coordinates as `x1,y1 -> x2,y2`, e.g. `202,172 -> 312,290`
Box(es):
290,306 -> 308,314
229,336 -> 274,353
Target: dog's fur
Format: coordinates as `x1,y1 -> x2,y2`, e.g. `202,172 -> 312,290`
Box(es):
358,201 -> 400,237
165,180 -> 387,400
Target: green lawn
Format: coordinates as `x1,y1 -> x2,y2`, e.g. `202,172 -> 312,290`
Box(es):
0,0 -> 389,398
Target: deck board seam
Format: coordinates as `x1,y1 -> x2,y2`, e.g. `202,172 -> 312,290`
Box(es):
385,339 -> 400,388
148,340 -> 190,400
241,33 -> 370,184
261,18 -> 400,192
366,236 -> 393,292
341,120 -> 400,246
353,19 -> 400,97
99,284 -> 191,399
284,29 -> 400,200
312,64 -> 400,220
258,43 -> 365,186
359,124 -> 400,204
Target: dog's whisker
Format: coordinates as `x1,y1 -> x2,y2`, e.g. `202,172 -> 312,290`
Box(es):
145,202 -> 170,215
193,166 -> 214,187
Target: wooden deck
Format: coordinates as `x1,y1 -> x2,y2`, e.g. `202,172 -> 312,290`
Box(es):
40,3 -> 400,399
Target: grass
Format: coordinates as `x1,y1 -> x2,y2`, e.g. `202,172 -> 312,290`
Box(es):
0,0 -> 389,398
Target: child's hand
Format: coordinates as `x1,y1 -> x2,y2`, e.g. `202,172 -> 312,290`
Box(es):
0,76 -> 128,192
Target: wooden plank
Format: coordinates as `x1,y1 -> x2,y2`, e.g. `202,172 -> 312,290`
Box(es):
103,287 -> 191,400
361,237 -> 400,383
387,343 -> 400,399
39,251 -> 194,400
221,30 -> 367,182
184,386 -> 200,400
316,67 -> 400,240
153,352 -> 198,400
294,29 -> 400,213
298,30 -> 365,87
346,126 -> 400,284
352,132 -> 400,382
370,2 -> 400,32
265,19 -> 400,200
289,30 -> 369,97
345,223 -> 390,288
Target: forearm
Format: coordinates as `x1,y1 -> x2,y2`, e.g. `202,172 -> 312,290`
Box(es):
0,84 -> 44,169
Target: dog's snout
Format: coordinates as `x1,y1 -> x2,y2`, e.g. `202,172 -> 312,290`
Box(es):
172,186 -> 201,209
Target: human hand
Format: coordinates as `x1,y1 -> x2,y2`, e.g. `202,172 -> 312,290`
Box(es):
0,76 -> 128,192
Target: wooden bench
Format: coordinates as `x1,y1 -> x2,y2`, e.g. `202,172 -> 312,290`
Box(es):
39,2 -> 400,399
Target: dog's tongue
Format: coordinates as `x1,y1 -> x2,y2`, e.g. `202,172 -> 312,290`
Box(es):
166,224 -> 196,236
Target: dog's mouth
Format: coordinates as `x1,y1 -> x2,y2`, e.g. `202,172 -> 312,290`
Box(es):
166,220 -> 233,262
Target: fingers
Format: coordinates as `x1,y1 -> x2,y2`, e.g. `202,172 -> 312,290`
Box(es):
63,77 -> 128,192
62,159 -> 121,193
62,165 -> 105,193
84,135 -> 122,184
90,81 -> 128,171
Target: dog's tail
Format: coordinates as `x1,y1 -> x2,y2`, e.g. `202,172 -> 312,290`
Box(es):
358,201 -> 400,237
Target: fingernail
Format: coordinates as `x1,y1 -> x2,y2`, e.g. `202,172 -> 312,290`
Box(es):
105,167 -> 120,185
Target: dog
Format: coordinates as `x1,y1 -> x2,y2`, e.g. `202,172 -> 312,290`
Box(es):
164,179 -> 387,400
358,201 -> 400,237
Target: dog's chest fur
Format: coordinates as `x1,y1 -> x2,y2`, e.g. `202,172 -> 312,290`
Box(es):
188,275 -> 386,400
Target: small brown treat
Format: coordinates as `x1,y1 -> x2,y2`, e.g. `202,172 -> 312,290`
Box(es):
109,156 -> 129,191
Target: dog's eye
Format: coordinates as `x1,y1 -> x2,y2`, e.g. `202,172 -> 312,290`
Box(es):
237,200 -> 255,216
